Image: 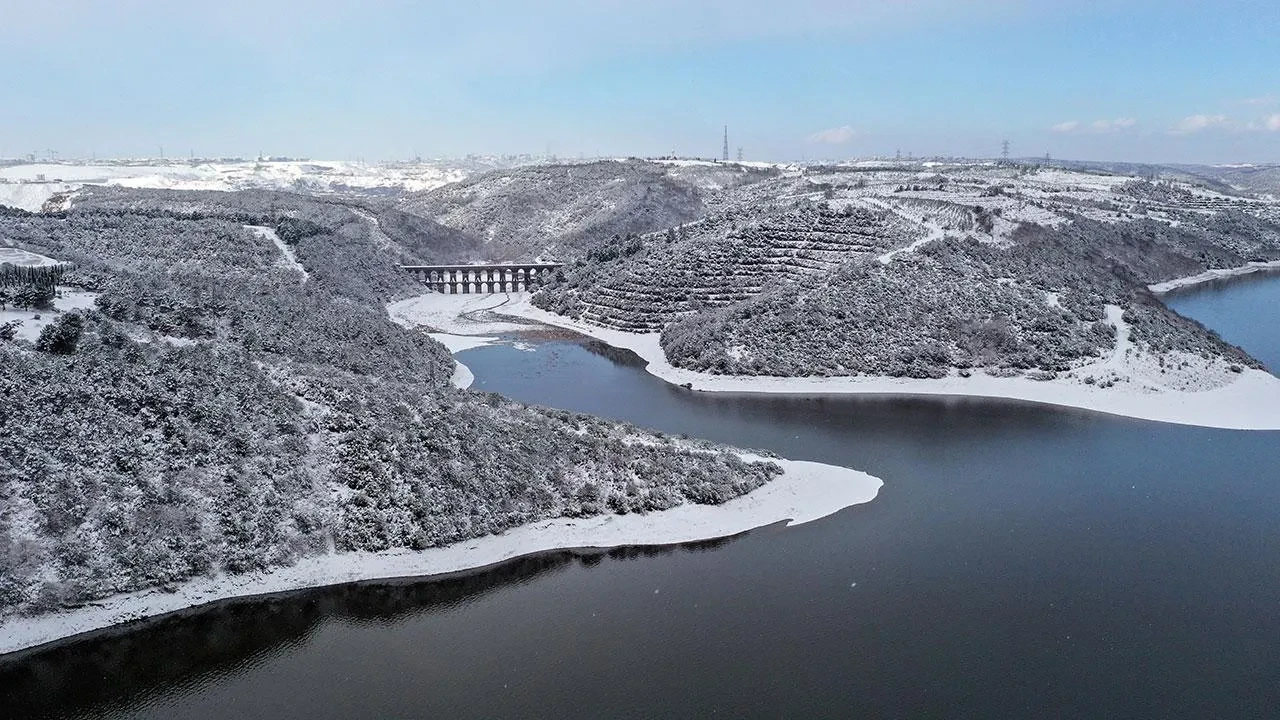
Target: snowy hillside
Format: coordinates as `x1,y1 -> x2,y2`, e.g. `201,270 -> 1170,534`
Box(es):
397,159 -> 778,261
1179,163 -> 1280,200
0,188 -> 782,621
533,161 -> 1280,384
0,159 -> 472,213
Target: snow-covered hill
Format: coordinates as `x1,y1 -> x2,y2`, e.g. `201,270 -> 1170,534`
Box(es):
532,161 -> 1280,388
397,159 -> 779,261
0,188 -> 788,628
0,159 -> 471,212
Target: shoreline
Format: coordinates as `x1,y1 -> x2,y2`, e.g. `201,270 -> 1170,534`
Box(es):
488,295 -> 1280,431
427,332 -> 496,390
0,457 -> 881,657
1148,260 -> 1280,294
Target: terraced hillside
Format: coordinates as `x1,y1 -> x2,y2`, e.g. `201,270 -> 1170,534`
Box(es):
536,203 -> 921,330
532,163 -> 1280,382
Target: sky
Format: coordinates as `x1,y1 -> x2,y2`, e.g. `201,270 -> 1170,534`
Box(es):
1,0 -> 1278,164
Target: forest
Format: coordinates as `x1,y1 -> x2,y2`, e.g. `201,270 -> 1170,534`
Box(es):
0,189 -> 781,618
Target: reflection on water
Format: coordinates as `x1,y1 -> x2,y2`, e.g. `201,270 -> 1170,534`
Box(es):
0,541 -> 742,720
4,275 -> 1280,719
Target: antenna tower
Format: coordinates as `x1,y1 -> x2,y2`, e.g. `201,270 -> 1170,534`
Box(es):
722,126 -> 729,162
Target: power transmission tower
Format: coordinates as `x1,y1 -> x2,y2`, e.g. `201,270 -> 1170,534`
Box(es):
722,126 -> 729,162
737,146 -> 743,162
1001,139 -> 1010,163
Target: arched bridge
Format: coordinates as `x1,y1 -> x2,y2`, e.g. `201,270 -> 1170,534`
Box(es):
402,263 -> 562,294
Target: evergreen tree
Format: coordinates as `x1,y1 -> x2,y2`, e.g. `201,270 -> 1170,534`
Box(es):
36,313 -> 84,354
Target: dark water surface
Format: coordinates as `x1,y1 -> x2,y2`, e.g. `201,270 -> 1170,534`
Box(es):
1162,269 -> 1280,371
4,277 -> 1280,719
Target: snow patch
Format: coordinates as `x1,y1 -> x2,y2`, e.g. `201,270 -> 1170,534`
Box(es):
386,292 -> 534,335
245,225 -> 307,280
0,247 -> 62,267
0,287 -> 98,342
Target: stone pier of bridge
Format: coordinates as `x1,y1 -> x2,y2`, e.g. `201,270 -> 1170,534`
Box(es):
400,263 -> 563,294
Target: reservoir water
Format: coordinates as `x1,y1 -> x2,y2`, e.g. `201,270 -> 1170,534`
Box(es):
4,276 -> 1280,719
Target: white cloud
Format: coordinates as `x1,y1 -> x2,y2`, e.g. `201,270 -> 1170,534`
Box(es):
1244,94 -> 1278,106
1052,118 -> 1136,134
1090,118 -> 1137,133
806,125 -> 858,144
1267,114 -> 1280,131
1171,114 -> 1230,134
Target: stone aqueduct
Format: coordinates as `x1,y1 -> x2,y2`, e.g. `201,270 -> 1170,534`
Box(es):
401,263 -> 563,294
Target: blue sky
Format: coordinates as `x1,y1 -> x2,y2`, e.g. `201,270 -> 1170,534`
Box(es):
2,0 -> 1278,163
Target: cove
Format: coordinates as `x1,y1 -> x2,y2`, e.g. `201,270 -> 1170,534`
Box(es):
3,275 -> 1280,719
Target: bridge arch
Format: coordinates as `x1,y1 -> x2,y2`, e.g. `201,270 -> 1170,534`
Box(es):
401,263 -> 562,294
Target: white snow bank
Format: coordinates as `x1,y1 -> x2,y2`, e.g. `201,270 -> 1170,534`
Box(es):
448,360 -> 475,389
386,295 -> 509,390
0,247 -> 63,267
490,296 -> 1280,431
387,292 -> 533,335
1148,261 -> 1280,293
425,333 -> 497,390
428,332 -> 497,353
0,182 -> 76,213
0,456 -> 881,656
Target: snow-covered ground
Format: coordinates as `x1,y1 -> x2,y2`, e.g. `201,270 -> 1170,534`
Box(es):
425,332 -> 498,390
245,225 -> 307,280
0,247 -> 63,267
387,292 -> 536,334
0,182 -> 77,212
0,159 -> 469,211
0,455 -> 882,656
1148,260 -> 1280,293
386,295 -> 512,390
0,287 -> 99,342
392,292 -> 1280,430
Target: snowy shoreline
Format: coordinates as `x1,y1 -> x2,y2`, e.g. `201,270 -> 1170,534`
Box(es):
0,457 -> 881,657
427,332 -> 497,389
477,294 -> 1280,431
1147,260 -> 1280,294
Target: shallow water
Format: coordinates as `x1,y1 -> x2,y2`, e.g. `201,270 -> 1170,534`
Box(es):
4,276 -> 1280,719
